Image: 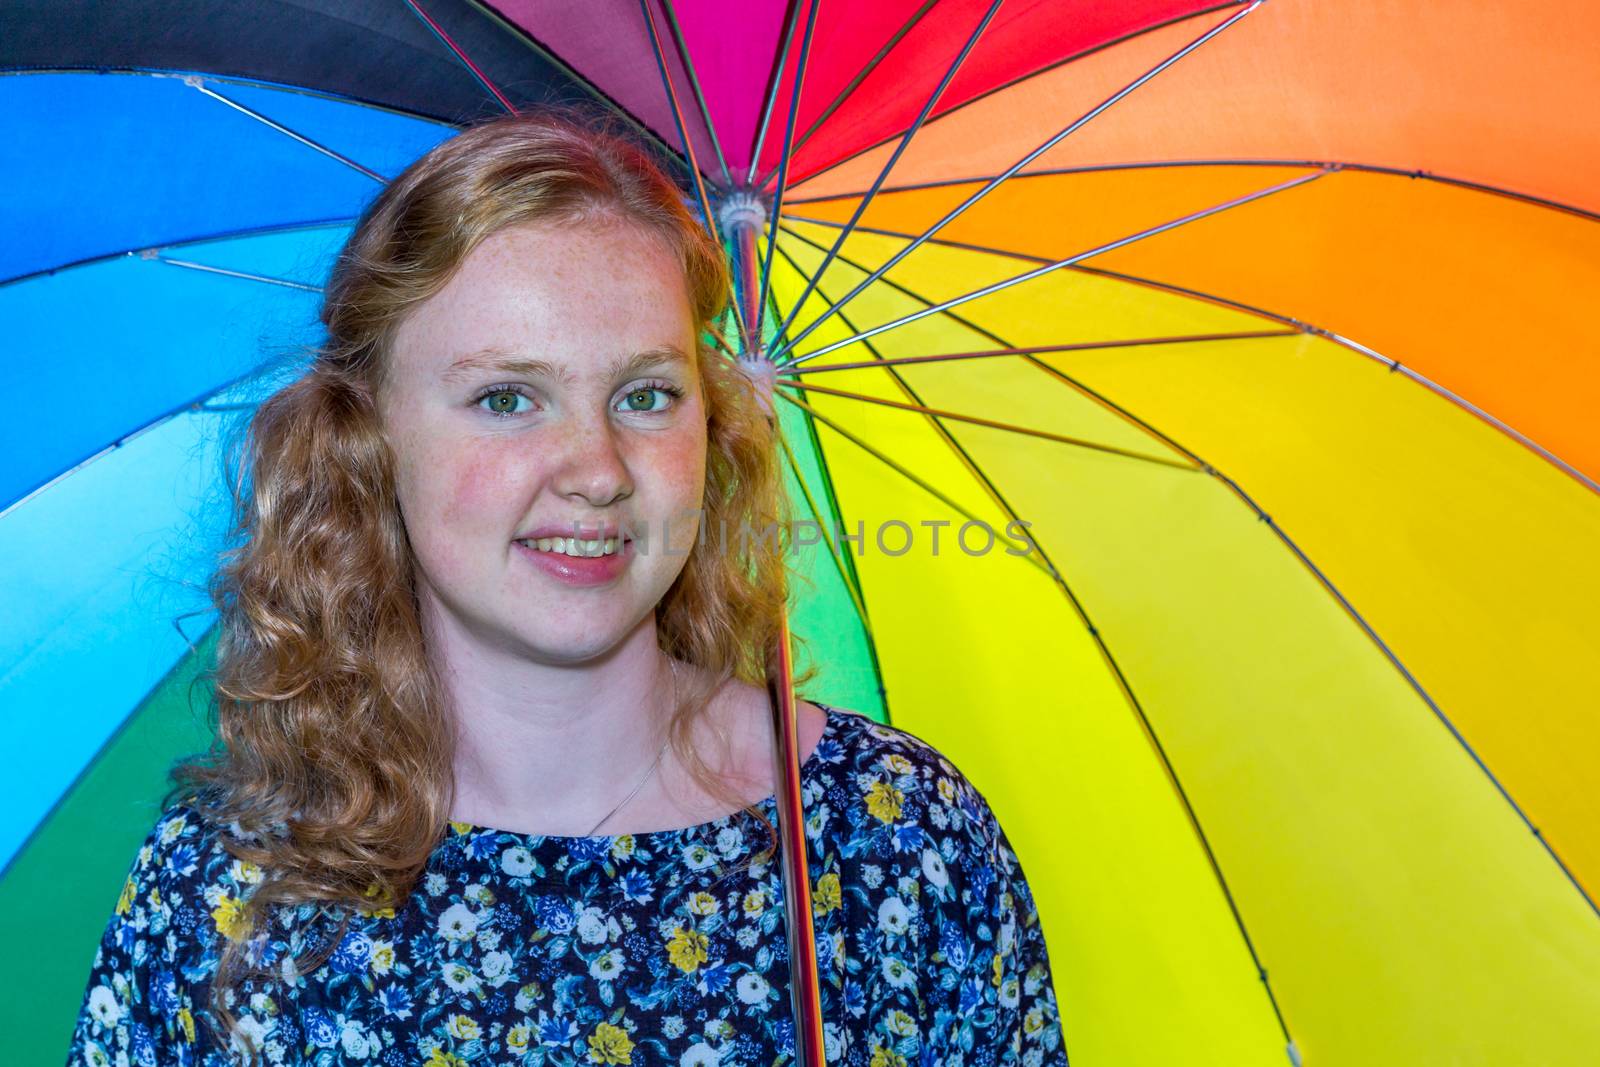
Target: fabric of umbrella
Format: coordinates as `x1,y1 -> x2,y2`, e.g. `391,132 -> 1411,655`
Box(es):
4,1 -> 1599,1064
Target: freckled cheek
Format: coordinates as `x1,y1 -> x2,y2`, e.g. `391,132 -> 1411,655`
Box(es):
636,431 -> 708,507
399,441 -> 539,572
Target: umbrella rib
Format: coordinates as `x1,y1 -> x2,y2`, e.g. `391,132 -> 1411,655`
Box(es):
781,166 -> 1331,367
774,235 -> 1600,934
773,425 -> 877,643
3,217 -> 360,290
140,254 -> 324,292
775,379 -> 1199,471
769,0 -> 1005,354
780,230 -> 1292,1062
746,0 -> 806,186
184,80 -> 388,183
752,0 -> 940,192
658,0 -> 734,187
0,360 -> 280,522
772,241 -> 1108,552
780,331 -> 1301,375
780,264 -> 1302,1057
461,3 -> 689,169
785,157 -> 1600,227
771,390 -> 1048,574
402,0 -> 518,114
788,213 -> 1600,499
756,0 -> 822,349
772,221 -> 1203,467
771,242 -> 1114,589
780,1 -> 1250,196
638,0 -> 750,351
769,0 -> 1264,362
767,276 -> 1304,1053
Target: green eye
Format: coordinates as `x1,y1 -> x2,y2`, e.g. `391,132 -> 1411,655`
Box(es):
618,382 -> 685,414
476,388 -> 534,417
622,387 -> 664,412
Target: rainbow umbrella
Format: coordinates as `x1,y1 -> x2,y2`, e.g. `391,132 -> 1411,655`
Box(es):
5,1 -> 1599,1065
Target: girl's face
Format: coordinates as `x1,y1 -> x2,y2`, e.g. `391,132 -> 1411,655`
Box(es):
379,216 -> 708,665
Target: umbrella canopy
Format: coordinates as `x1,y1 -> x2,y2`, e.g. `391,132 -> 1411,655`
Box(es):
4,1 -> 1599,1065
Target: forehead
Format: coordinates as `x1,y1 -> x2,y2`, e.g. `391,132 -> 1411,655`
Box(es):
391,217 -> 697,379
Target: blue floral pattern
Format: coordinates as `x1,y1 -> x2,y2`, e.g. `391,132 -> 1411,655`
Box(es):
66,703 -> 1069,1067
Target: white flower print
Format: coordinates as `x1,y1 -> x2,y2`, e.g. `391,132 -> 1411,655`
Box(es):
715,825 -> 744,856
438,902 -> 478,942
683,843 -> 717,871
589,948 -> 625,981
662,1015 -> 686,1039
501,846 -> 535,877
340,1020 -> 378,1059
482,949 -> 514,986
921,848 -> 949,892
681,1040 -> 721,1067
823,1023 -> 844,1061
877,895 -> 911,937
85,985 -> 120,1028
577,906 -> 620,944
440,960 -> 482,995
881,955 -> 917,991
735,972 -> 769,1005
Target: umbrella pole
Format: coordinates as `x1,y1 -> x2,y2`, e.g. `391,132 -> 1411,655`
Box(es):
724,197 -> 826,1067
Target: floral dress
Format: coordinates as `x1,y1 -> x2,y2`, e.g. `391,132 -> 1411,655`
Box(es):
65,703 -> 1070,1067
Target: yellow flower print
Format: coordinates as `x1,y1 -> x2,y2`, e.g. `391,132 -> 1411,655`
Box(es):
508,1024 -> 532,1054
115,875 -> 137,917
870,1043 -> 908,1067
425,1050 -> 469,1067
742,889 -> 768,917
881,753 -> 914,775
1024,1006 -> 1045,1035
864,781 -> 903,824
177,1006 -> 196,1044
666,926 -> 709,973
992,952 -> 1004,987
370,941 -> 396,974
212,894 -> 249,942
686,892 -> 719,916
937,778 -> 956,804
884,1009 -> 917,1038
813,872 -> 841,916
448,820 -> 474,835
447,1014 -> 481,1040
587,1021 -> 634,1064
612,834 -> 636,860
360,880 -> 396,919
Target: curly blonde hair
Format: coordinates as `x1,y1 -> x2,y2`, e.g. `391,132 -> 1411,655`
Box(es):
165,108 -> 817,1064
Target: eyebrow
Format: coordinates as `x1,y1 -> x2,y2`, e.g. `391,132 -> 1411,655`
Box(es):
441,345 -> 690,385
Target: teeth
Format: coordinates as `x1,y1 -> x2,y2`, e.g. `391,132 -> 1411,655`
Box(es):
522,537 -> 621,557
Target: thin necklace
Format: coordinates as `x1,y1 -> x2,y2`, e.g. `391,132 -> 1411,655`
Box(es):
583,661 -> 677,837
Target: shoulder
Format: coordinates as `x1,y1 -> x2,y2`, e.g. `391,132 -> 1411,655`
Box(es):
103,800 -> 269,973
809,703 -> 1007,869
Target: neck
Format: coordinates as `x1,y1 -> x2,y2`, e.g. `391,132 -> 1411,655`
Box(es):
434,608 -> 684,836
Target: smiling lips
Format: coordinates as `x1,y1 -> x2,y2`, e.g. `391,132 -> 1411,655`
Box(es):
515,535 -> 624,557
511,535 -> 633,588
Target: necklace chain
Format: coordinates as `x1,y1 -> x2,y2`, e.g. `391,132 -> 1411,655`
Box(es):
583,659 -> 677,837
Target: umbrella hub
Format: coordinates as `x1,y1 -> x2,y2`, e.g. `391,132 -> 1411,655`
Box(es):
735,353 -> 776,418
717,190 -> 767,233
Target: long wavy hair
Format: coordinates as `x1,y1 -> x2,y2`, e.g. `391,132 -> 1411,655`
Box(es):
165,108 -> 818,1064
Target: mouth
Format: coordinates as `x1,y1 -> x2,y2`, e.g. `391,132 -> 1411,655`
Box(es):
513,535 -> 629,558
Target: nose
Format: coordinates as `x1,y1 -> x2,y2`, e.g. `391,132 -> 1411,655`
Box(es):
551,407 -> 633,507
